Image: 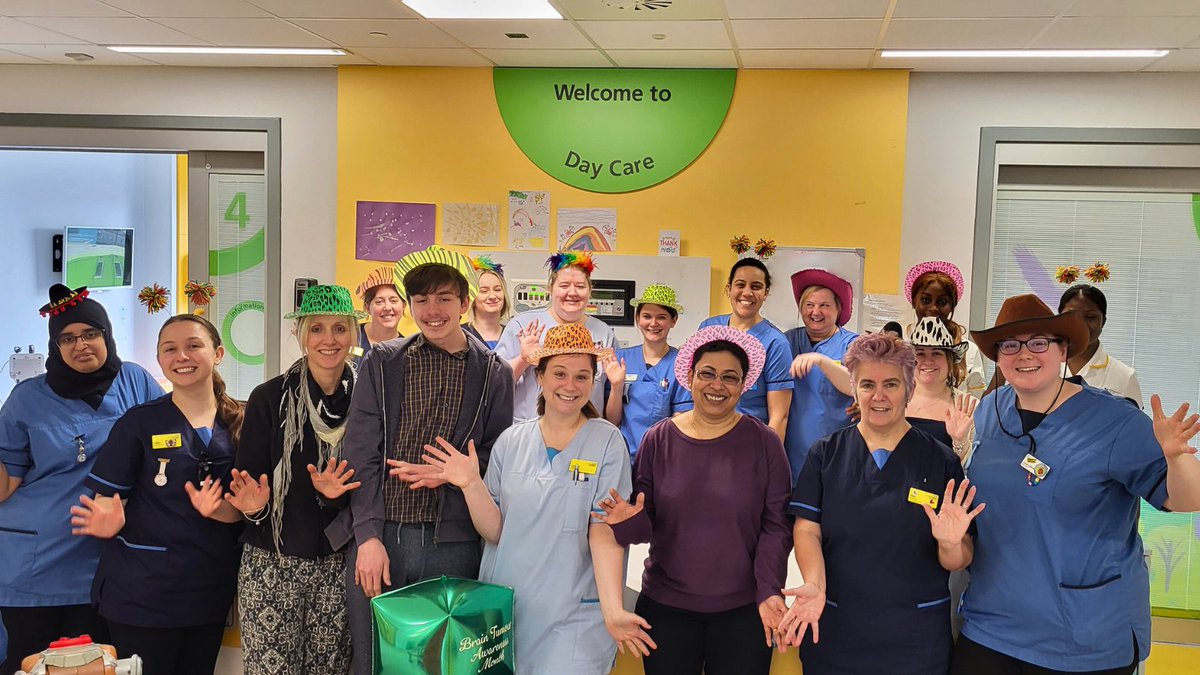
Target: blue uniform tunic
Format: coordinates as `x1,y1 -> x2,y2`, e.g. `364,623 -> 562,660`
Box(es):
85,394 -> 241,628
0,363 -> 161,607
608,345 -> 692,459
789,425 -> 964,675
784,326 -> 858,483
697,315 -> 794,425
961,385 -> 1167,671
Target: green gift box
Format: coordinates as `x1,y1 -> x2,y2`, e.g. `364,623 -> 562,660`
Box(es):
371,576 -> 516,675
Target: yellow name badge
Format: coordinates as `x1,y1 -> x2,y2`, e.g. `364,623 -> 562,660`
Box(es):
569,459 -> 598,476
151,433 -> 183,450
907,487 -> 939,510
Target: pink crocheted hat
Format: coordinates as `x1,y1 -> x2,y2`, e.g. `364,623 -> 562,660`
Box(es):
903,260 -> 964,303
674,325 -> 766,393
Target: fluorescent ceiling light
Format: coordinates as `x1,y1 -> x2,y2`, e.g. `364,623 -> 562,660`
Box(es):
402,0 -> 562,20
881,49 -> 1169,59
108,46 -> 347,56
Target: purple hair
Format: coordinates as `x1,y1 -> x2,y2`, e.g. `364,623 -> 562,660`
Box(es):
843,333 -> 917,399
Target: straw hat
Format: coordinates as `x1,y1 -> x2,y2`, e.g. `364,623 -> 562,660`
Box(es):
527,323 -> 613,365
969,294 -> 1089,361
674,325 -> 766,393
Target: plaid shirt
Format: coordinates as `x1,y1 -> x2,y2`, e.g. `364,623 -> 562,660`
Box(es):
383,335 -> 467,524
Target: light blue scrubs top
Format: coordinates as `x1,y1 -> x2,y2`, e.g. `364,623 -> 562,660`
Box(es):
697,315 -> 794,426
480,418 -> 632,675
962,385 -> 1167,671
784,326 -> 858,483
0,362 -> 162,606
609,345 -> 692,459
495,309 -> 616,422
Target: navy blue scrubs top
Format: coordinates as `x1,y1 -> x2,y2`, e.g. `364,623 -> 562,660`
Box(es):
789,425 -> 966,675
86,395 -> 242,628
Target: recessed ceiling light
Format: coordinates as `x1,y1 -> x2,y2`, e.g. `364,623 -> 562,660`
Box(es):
402,0 -> 561,20
880,49 -> 1169,59
108,46 -> 347,56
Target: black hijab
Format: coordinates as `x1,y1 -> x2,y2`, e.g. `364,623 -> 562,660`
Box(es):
40,284 -> 123,410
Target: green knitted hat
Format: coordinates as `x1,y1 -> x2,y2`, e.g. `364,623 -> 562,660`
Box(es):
630,284 -> 683,313
284,284 -> 369,320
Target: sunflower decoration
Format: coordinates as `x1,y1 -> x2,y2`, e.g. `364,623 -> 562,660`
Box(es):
1055,265 -> 1080,285
1083,262 -> 1110,284
137,283 -> 170,314
754,238 -> 777,260
184,280 -> 218,315
729,235 -> 751,256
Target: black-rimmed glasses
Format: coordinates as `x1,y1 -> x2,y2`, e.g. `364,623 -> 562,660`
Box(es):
55,328 -> 105,348
996,337 -> 1063,356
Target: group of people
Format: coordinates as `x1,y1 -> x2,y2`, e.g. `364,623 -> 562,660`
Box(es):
0,247 -> 1196,675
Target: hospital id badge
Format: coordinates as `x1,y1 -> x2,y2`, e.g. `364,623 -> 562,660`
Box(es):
907,487 -> 939,510
1020,453 -> 1050,485
569,459 -> 598,482
151,433 -> 182,450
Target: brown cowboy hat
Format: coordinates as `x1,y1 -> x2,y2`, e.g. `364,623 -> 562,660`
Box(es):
970,294 -> 1089,361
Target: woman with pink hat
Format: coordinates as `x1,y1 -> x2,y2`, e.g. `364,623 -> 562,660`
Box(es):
903,261 -> 985,397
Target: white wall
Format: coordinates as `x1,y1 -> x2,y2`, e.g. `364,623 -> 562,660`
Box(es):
0,65 -> 338,374
901,72 -> 1200,329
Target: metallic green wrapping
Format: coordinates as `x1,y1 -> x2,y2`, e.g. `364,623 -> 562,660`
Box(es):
371,575 -> 515,675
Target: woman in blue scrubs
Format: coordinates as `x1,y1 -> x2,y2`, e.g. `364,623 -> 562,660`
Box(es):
0,285 -> 161,673
780,333 -> 983,675
699,258 -> 793,439
602,284 -> 693,460
952,295 -> 1200,674
71,314 -> 243,675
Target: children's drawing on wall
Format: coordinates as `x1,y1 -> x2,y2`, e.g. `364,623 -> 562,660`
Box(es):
356,200 -> 436,261
508,190 -> 550,250
443,202 -> 499,247
557,207 -> 617,252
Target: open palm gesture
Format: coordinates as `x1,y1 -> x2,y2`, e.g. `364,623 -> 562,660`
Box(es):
924,478 -> 985,546
185,477 -> 226,518
419,437 -> 481,489
70,493 -> 125,539
518,320 -> 546,362
945,393 -> 977,447
1151,394 -> 1200,460
226,470 -> 270,514
778,583 -> 825,647
307,458 -> 362,499
592,488 -> 644,526
602,356 -> 627,388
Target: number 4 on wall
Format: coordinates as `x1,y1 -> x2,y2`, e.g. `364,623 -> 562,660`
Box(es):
224,191 -> 249,229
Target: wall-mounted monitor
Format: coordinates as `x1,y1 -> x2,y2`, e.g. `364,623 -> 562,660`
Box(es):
63,226 -> 134,289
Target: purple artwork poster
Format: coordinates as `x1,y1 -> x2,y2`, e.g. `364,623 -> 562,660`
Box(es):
355,201 -> 436,261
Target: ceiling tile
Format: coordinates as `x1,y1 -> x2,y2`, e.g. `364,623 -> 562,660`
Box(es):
351,46 -> 491,66
893,0 -> 1073,19
1063,0 -> 1200,18
731,18 -> 881,49
2,42 -> 161,64
0,0 -> 132,17
727,0 -> 888,20
290,18 -> 461,48
101,0 -> 273,19
433,19 -> 592,49
18,16 -> 206,44
0,46 -> 49,63
554,0 -> 728,21
883,19 -> 1050,49
0,17 -> 89,43
739,49 -> 872,68
607,49 -> 737,67
875,55 -> 1163,72
245,0 -> 420,20
1140,48 -> 1200,70
1031,17 -> 1200,49
478,48 -> 611,67
134,51 -> 373,67
578,20 -> 730,49
152,18 -> 336,47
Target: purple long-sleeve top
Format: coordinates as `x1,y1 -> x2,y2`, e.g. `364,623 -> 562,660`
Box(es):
610,414 -> 793,612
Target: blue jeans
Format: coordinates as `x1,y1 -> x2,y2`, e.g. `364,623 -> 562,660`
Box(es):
344,522 -> 481,675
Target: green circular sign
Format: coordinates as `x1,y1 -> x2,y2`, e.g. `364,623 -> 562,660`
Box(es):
221,300 -> 265,366
494,68 -> 736,194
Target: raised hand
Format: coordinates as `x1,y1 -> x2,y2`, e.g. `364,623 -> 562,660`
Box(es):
1151,394 -> 1200,460
420,437 -> 481,489
790,353 -> 826,379
602,356 -> 627,388
387,460 -> 449,490
70,493 -> 125,538
758,595 -> 790,652
924,478 -> 985,546
778,583 -> 825,647
945,393 -> 978,447
592,488 -> 644,526
307,458 -> 362,499
604,609 -> 657,657
185,477 -> 226,518
226,470 -> 270,514
518,319 -> 546,362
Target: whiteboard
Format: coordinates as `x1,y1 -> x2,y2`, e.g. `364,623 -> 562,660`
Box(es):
759,247 -> 866,334
470,251 -> 712,347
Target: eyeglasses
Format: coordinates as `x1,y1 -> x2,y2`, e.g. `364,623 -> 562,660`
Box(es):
695,369 -> 743,386
56,328 -> 105,348
996,337 -> 1062,356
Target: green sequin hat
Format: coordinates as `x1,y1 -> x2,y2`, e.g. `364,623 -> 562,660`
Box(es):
284,284 -> 369,320
392,245 -> 479,301
630,284 -> 683,314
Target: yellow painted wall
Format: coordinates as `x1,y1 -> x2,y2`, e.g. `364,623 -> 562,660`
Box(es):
335,67 -> 908,320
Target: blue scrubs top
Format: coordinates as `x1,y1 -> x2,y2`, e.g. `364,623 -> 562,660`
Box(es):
0,362 -> 161,607
962,386 -> 1168,671
784,326 -> 858,483
697,315 -> 794,425
789,425 -> 965,675
607,345 -> 693,459
85,395 -> 241,628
